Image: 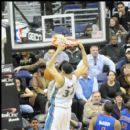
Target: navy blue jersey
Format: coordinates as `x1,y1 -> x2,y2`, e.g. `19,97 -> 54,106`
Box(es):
120,108 -> 130,130
95,114 -> 116,130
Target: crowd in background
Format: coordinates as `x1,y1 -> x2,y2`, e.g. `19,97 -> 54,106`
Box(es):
2,1 -> 130,130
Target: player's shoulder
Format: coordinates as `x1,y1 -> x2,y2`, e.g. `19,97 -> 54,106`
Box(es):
114,119 -> 121,130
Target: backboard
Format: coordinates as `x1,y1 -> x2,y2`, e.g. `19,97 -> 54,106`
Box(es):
7,1 -> 106,50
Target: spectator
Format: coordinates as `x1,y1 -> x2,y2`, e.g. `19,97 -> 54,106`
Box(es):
101,34 -> 123,63
43,48 -> 69,68
82,91 -> 103,129
14,58 -> 46,75
65,46 -> 82,69
28,118 -> 43,130
30,64 -> 49,114
112,92 -> 125,120
14,61 -> 49,114
78,45 -> 116,79
84,24 -> 93,38
116,48 -> 130,75
70,112 -> 82,130
76,67 -> 99,102
114,2 -> 130,31
99,71 -> 124,103
120,33 -> 130,57
117,64 -> 130,103
75,68 -> 98,121
18,51 -> 37,67
15,78 -> 34,115
109,17 -> 127,44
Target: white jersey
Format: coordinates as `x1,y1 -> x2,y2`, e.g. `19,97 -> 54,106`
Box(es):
49,74 -> 77,108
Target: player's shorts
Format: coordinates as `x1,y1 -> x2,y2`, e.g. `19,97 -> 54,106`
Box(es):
44,104 -> 71,130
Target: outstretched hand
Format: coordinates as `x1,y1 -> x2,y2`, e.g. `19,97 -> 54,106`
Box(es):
57,43 -> 66,52
14,66 -> 22,73
78,42 -> 84,50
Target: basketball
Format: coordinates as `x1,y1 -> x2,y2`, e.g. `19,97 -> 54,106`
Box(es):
44,68 -> 54,81
52,34 -> 79,47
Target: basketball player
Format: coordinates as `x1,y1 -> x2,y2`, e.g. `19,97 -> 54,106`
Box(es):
88,101 -> 121,130
120,99 -> 130,130
44,42 -> 88,130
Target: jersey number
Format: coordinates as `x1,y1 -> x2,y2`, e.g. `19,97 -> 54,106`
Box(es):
63,88 -> 74,97
121,122 -> 128,129
101,127 -> 106,130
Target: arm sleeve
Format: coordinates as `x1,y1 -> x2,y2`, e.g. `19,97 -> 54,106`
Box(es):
92,77 -> 99,92
102,55 -> 116,72
75,81 -> 87,101
99,83 -> 108,98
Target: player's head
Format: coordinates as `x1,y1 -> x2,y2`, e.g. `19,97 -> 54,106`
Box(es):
59,60 -> 74,74
103,101 -> 113,114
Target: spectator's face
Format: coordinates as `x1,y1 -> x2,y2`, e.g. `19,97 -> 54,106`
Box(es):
21,51 -> 29,57
107,71 -> 116,81
92,92 -> 101,104
126,100 -> 130,110
90,46 -> 99,57
126,52 -> 130,61
38,67 -> 45,75
123,65 -> 130,76
115,95 -> 123,104
30,119 -> 39,129
110,18 -> 116,27
15,79 -> 21,88
86,27 -> 92,35
111,36 -> 118,44
127,37 -> 130,44
117,4 -> 125,13
48,49 -> 55,59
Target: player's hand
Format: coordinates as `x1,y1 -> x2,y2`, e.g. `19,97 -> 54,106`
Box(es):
78,42 -> 84,49
57,43 -> 66,52
14,66 -> 22,73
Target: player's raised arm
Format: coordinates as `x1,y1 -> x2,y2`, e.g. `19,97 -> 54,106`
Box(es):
47,44 -> 66,88
74,43 -> 88,78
